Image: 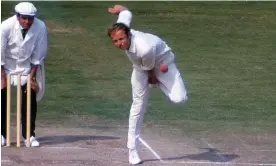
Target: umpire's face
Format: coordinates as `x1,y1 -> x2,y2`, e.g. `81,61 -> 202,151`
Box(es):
17,14 -> 34,29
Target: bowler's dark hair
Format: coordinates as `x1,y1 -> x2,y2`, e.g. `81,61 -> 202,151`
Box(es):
107,23 -> 130,37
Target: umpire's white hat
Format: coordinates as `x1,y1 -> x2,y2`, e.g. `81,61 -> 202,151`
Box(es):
15,2 -> 37,16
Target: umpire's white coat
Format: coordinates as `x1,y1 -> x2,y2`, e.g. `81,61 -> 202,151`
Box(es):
116,10 -> 188,150
1,15 -> 48,102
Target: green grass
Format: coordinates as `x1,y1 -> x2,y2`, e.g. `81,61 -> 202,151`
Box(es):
1,1 -> 276,132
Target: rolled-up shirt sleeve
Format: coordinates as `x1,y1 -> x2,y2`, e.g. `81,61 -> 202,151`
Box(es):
117,10 -> 132,28
139,46 -> 156,71
31,25 -> 48,65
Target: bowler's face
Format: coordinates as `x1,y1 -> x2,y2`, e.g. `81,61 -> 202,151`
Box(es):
110,29 -> 130,50
17,15 -> 34,29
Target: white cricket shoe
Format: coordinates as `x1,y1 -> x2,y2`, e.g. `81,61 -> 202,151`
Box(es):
129,149 -> 142,165
25,136 -> 40,147
1,135 -> 6,147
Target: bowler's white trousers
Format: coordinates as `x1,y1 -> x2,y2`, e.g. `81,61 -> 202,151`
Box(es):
127,59 -> 188,150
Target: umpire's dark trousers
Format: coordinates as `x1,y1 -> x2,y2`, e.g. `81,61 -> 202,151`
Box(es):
1,84 -> 37,139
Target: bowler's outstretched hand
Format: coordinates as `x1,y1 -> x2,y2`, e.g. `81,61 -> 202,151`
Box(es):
108,5 -> 128,15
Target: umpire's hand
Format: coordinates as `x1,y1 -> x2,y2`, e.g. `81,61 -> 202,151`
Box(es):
31,79 -> 39,92
1,74 -> 6,89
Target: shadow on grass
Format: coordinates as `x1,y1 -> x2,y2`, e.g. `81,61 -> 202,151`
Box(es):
37,135 -> 120,145
144,148 -> 239,163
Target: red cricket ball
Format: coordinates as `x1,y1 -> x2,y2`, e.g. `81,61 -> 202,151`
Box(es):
160,64 -> 168,73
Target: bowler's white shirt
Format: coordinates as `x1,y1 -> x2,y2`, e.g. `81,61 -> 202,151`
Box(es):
117,10 -> 174,71
1,15 -> 48,85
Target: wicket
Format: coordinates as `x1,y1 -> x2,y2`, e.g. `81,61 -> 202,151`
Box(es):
6,74 -> 31,147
